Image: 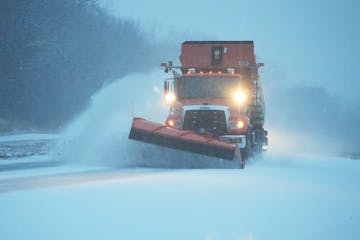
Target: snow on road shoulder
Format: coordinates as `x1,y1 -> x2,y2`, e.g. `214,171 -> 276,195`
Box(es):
0,133 -> 57,143
0,133 -> 57,160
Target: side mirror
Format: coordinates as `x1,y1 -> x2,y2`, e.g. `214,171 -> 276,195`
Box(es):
161,61 -> 174,73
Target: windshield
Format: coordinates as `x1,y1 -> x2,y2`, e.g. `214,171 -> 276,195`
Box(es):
176,75 -> 241,99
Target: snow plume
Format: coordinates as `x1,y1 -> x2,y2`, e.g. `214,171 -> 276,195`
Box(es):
52,69 -> 243,168
52,69 -> 169,167
267,128 -> 340,156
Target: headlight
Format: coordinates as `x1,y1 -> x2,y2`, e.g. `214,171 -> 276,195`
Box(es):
165,116 -> 179,128
164,93 -> 176,104
236,120 -> 245,129
234,90 -> 246,104
229,120 -> 246,130
166,119 -> 175,127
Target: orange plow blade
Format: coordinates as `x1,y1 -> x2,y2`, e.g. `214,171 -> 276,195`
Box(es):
129,118 -> 241,161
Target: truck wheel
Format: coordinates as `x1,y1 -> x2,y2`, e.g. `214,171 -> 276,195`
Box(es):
240,134 -> 252,161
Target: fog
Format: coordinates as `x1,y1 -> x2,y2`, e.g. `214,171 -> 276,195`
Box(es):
261,64 -> 360,152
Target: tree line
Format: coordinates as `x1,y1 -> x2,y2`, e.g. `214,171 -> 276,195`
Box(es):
0,0 -> 166,132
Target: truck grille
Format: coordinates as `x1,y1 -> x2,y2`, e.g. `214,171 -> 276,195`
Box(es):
183,110 -> 227,137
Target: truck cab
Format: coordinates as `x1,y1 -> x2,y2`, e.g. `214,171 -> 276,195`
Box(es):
162,41 -> 267,158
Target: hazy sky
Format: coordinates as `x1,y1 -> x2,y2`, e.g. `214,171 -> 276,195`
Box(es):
100,0 -> 360,103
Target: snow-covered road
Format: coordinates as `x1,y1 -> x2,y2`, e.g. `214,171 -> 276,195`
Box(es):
0,135 -> 359,240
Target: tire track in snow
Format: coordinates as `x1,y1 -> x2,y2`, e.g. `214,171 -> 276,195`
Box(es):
0,168 -> 172,193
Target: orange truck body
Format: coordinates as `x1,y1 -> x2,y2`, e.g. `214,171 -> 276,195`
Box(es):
129,41 -> 267,168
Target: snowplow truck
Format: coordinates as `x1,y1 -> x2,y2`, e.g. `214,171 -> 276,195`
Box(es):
129,41 -> 268,168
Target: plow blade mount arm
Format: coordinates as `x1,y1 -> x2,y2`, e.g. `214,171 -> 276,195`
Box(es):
129,118 -> 241,161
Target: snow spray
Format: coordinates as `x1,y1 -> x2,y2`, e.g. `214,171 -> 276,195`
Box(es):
51,69 -> 169,167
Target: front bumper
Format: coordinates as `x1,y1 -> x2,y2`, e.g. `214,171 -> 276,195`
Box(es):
219,135 -> 246,149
